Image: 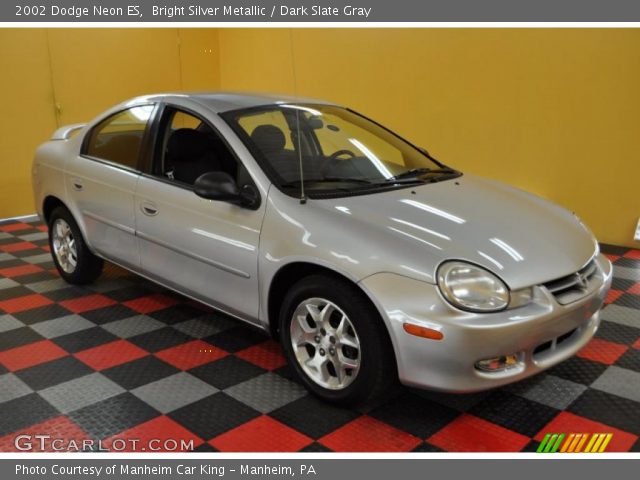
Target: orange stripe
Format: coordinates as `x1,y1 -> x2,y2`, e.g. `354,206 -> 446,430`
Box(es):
574,433 -> 589,453
560,434 -> 575,453
567,434 -> 582,452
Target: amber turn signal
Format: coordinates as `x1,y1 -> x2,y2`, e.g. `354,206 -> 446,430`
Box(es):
402,323 -> 444,340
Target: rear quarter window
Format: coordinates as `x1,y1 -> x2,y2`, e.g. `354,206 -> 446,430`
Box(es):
83,105 -> 154,169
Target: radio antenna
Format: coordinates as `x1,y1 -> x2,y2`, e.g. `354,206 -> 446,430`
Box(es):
289,29 -> 306,205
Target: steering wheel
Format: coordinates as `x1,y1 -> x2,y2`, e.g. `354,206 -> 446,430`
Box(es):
320,149 -> 357,175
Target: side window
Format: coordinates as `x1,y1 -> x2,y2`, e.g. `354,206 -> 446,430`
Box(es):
84,105 -> 153,169
156,108 -> 245,187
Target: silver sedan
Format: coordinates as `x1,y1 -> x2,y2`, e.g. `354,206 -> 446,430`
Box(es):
32,93 -> 612,404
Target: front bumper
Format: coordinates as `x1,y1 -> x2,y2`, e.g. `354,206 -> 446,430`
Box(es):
359,253 -> 612,392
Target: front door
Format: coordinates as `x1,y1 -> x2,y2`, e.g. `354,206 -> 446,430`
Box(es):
134,106 -> 264,322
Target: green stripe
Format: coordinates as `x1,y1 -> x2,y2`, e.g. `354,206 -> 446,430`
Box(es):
537,434 -> 551,453
550,433 -> 565,453
543,434 -> 558,453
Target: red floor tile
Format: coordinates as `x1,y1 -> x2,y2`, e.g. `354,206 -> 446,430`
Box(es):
60,294 -> 117,313
0,264 -> 43,278
604,254 -> 620,262
623,250 -> 640,260
210,416 -> 312,452
605,289 -> 624,305
0,222 -> 32,233
154,340 -> 228,370
0,293 -> 53,314
123,294 -> 180,314
627,283 -> 640,295
633,338 -> 640,350
103,416 -> 203,452
427,414 -> 530,452
0,241 -> 38,253
320,415 -> 422,452
577,338 -> 628,365
535,411 -> 637,452
74,339 -> 148,371
0,416 -> 90,452
36,225 -> 48,232
235,340 -> 287,371
0,340 -> 68,371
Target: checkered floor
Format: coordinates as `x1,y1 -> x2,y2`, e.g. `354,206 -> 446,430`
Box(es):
0,216 -> 639,452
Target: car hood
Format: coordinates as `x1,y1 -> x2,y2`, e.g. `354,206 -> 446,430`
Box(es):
314,174 -> 598,289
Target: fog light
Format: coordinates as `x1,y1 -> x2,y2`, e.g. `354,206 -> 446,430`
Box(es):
475,353 -> 520,372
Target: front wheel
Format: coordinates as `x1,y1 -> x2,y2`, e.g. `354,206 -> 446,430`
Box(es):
279,274 -> 397,405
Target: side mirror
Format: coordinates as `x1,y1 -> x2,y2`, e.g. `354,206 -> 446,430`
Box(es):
194,171 -> 259,209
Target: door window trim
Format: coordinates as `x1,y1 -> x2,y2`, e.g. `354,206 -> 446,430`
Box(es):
140,102 -> 261,202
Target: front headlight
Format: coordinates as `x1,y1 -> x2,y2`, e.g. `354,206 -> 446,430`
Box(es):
437,261 -> 509,312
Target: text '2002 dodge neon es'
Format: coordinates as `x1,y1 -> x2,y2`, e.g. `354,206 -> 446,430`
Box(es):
32,93 -> 612,404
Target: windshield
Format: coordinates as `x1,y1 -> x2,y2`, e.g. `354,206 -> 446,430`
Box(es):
221,104 -> 460,197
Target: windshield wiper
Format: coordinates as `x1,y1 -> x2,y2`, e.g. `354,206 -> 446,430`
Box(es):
387,167 -> 458,183
281,177 -> 375,187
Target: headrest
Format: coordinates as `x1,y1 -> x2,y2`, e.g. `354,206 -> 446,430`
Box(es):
167,128 -> 210,163
250,125 -> 286,154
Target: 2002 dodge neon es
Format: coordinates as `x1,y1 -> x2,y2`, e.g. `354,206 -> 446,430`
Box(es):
32,93 -> 612,404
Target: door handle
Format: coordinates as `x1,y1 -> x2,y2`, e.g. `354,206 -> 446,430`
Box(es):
140,201 -> 158,216
71,178 -> 83,191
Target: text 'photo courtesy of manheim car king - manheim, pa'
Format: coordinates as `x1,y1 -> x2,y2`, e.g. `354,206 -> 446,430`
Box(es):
32,92 -> 611,405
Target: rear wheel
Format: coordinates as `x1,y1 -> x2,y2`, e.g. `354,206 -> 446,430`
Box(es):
48,206 -> 103,284
279,274 -> 397,405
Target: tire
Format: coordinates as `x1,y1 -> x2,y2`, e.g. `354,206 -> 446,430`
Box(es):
279,274 -> 397,405
48,206 -> 104,284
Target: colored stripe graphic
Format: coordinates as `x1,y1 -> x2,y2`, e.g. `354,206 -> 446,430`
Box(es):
538,433 -> 613,453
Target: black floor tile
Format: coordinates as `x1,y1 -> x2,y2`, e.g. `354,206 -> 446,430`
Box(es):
0,393 -> 59,436
204,327 -> 268,353
102,356 -> 180,390
188,356 -> 265,390
69,392 -> 160,439
0,327 -> 44,351
369,391 -> 461,439
469,390 -> 559,437
271,396 -> 360,439
128,327 -> 192,353
16,356 -> 94,390
568,389 -> 640,435
168,393 -> 260,440
12,304 -> 72,325
547,356 -> 608,385
51,327 -> 118,353
81,305 -> 137,325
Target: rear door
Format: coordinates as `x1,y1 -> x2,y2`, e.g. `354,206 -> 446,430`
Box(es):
66,104 -> 155,269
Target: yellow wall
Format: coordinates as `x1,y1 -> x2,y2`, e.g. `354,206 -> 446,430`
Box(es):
219,29 -> 640,247
1,28 -> 638,247
0,28 -> 219,218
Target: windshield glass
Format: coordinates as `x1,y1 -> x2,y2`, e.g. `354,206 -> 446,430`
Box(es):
221,104 -> 459,197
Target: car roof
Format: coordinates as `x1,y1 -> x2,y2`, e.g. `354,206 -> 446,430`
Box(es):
132,92 -> 340,113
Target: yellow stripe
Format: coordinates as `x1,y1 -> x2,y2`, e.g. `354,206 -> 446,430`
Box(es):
574,434 -> 589,453
584,434 -> 598,453
598,434 -> 613,453
590,434 -> 606,453
567,434 -> 582,453
560,433 -> 575,453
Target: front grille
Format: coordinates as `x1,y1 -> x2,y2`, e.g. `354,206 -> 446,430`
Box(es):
543,259 -> 598,305
532,327 -> 578,359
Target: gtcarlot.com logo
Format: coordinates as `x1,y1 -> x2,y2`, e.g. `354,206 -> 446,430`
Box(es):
537,433 -> 613,453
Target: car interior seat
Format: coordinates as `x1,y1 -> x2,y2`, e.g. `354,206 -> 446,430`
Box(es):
166,128 -> 222,185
